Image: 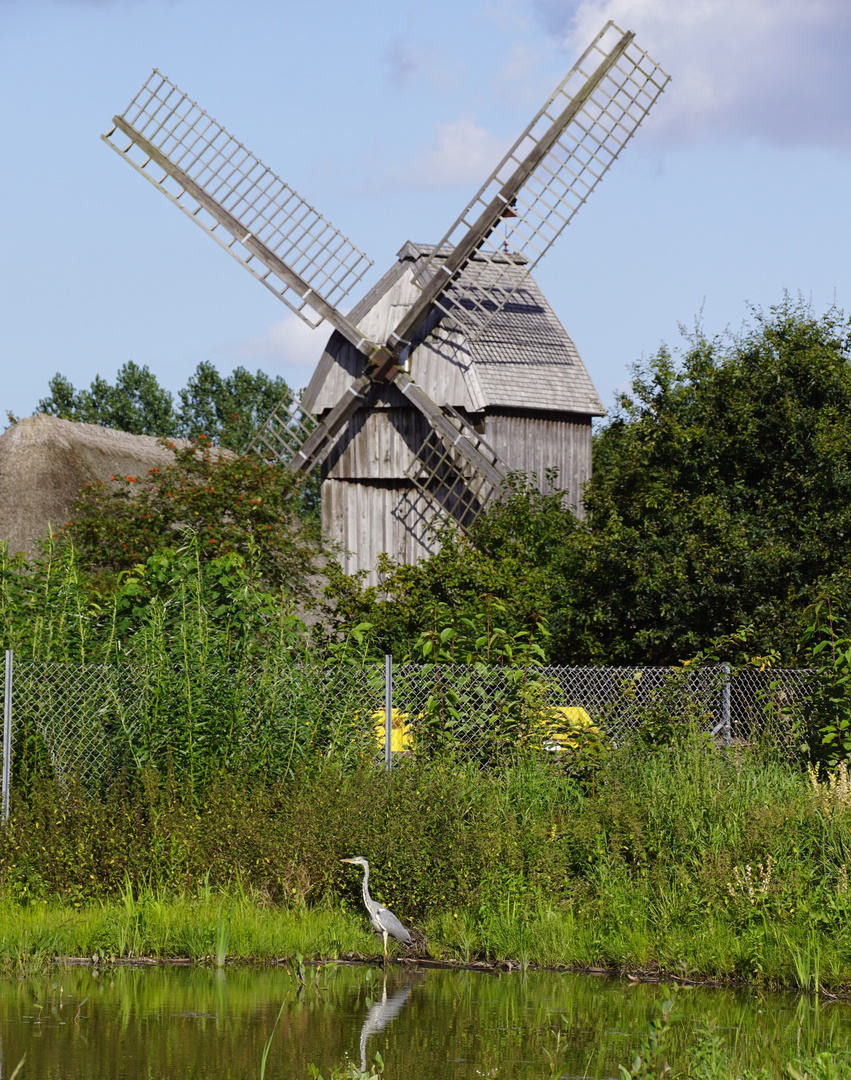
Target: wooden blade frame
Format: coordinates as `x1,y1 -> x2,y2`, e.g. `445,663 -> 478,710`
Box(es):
102,71 -> 375,339
403,404 -> 503,528
413,21 -> 670,342
244,387 -> 318,466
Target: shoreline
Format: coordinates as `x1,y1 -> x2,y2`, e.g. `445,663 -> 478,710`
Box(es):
18,948 -> 851,1002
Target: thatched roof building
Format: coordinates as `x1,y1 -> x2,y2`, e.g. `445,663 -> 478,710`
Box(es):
0,414 -> 192,560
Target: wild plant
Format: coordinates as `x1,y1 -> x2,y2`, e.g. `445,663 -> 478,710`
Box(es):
214,900 -> 232,968
726,855 -> 774,905
797,597 -> 851,766
259,999 -> 286,1080
617,986 -> 677,1079
807,760 -> 851,817
786,930 -> 822,993
542,1014 -> 571,1079
306,1054 -> 384,1080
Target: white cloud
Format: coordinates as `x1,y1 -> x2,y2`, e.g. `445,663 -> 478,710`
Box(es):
535,0 -> 851,147
234,314 -> 327,369
396,118 -> 512,189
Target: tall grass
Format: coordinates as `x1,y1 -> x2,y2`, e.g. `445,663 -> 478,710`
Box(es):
0,891 -> 374,972
1,537 -> 383,789
2,738 -> 851,988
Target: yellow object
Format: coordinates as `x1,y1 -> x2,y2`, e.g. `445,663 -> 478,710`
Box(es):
373,708 -> 416,752
540,706 -> 599,751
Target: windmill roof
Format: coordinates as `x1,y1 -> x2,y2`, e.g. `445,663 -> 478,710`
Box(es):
302,243 -> 605,417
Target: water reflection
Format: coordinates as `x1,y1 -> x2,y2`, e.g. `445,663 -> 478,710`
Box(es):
358,977 -> 413,1070
0,964 -> 849,1079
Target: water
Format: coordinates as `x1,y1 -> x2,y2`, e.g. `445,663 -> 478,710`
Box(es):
1,963 -> 849,1078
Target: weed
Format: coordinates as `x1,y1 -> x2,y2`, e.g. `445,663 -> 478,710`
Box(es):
786,932 -> 822,994
807,761 -> 851,817
214,900 -> 232,968
259,999 -> 286,1080
307,1052 -> 384,1079
726,856 -> 774,905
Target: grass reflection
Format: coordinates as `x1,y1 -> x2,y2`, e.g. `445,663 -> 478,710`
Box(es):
0,965 -> 850,1078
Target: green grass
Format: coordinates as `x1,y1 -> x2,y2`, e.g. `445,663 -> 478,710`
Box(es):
4,733 -> 851,990
0,892 -> 375,973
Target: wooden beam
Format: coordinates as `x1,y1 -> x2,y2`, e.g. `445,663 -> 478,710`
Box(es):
394,372 -> 508,490
285,374 -> 376,473
385,30 -> 634,351
111,116 -> 377,361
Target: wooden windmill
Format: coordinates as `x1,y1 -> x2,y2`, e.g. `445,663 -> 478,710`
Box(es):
103,22 -> 669,581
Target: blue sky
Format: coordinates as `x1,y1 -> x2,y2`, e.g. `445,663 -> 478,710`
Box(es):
1,0 -> 850,424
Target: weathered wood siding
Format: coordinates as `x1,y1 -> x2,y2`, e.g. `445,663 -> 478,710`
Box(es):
484,412 -> 593,516
322,410 -> 593,582
323,408 -> 430,481
322,479 -> 442,579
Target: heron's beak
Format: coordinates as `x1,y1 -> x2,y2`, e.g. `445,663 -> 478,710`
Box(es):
340,858 -> 354,864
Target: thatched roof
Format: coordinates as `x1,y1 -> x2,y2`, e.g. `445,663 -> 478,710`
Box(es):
0,414 -> 195,560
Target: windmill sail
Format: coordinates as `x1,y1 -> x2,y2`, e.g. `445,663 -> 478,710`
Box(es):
404,404 -> 503,528
411,22 -> 669,341
102,71 -> 374,343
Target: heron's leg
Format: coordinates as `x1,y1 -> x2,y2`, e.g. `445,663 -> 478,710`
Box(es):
382,930 -> 388,966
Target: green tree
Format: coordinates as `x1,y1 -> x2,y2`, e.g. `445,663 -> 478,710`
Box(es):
322,299 -> 851,666
64,435 -> 319,596
176,361 -> 292,452
318,474 -> 577,659
39,361 -> 178,436
37,361 -> 295,452
571,298 -> 851,663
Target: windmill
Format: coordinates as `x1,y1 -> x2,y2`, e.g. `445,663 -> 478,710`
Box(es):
102,22 -> 669,580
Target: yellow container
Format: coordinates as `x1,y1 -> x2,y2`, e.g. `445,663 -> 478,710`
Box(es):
540,706 -> 599,751
372,708 -> 416,753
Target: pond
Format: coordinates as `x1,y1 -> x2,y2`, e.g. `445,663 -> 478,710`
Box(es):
1,962 -> 849,1078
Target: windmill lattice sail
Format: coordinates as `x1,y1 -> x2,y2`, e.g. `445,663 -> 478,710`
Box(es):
404,405 -> 503,528
418,22 -> 669,341
102,70 -> 374,329
245,389 -> 319,468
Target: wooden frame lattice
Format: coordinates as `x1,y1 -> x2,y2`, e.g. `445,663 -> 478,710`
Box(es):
102,71 -> 373,328
419,22 -> 669,340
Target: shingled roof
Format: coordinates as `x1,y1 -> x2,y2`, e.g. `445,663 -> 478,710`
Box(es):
302,242 -> 604,416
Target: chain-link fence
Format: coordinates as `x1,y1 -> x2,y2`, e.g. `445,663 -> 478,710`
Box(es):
1,653 -> 816,810
383,662 -> 812,764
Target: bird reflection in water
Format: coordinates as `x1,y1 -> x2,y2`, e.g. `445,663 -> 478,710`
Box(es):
359,978 -> 413,1072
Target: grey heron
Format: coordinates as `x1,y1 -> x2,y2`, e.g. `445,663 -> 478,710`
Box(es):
341,857 -> 412,962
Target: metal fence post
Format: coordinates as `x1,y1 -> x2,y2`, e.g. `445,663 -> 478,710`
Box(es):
721,663 -> 731,747
384,654 -> 393,774
3,650 -> 12,825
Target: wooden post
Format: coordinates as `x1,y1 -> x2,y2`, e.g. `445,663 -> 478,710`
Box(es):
3,650 -> 12,825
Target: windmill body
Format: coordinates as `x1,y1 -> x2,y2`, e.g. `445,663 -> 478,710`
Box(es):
304,243 -> 604,579
102,22 -> 668,584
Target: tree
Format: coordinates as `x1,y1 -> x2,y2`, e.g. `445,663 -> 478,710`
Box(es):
322,299 -> 851,666
64,435 -> 320,596
176,361 -> 292,452
36,361 -> 293,451
319,475 -> 578,659
39,362 -> 178,437
571,298 -> 851,663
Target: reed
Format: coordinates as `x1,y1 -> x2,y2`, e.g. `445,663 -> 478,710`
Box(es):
2,729 -> 851,989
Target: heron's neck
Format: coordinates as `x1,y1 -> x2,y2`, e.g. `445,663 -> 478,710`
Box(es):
361,864 -> 371,906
